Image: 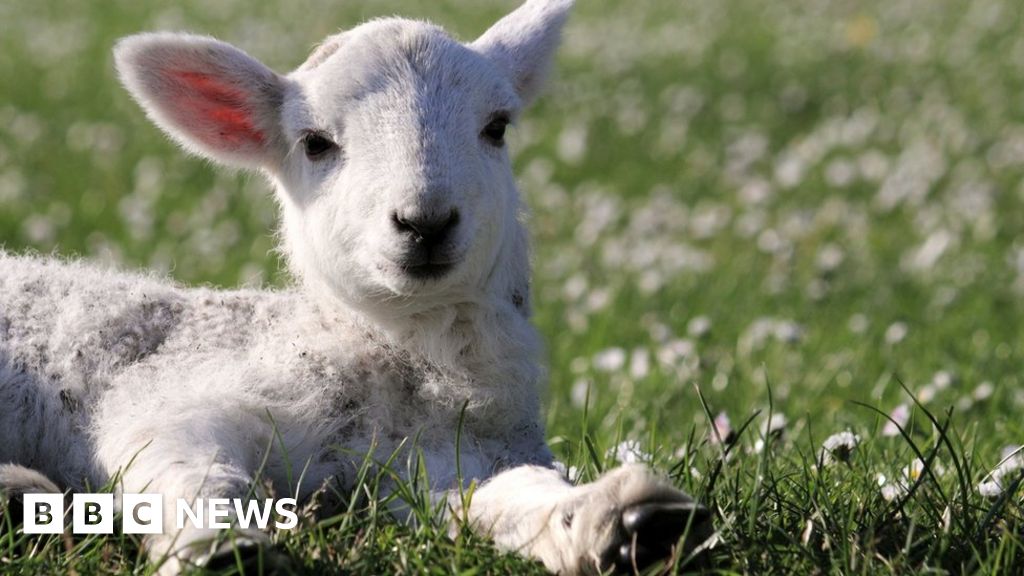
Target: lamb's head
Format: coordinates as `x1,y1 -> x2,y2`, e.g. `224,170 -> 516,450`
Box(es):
114,0 -> 573,318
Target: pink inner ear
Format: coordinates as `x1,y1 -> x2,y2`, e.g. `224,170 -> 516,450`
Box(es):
170,70 -> 265,147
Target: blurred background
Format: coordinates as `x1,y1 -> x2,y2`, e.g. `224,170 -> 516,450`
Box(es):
2,0 -> 1024,452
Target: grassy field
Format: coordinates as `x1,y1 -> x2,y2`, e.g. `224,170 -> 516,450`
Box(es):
3,0 -> 1024,573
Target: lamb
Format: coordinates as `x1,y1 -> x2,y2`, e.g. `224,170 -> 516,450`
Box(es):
0,1 -> 713,574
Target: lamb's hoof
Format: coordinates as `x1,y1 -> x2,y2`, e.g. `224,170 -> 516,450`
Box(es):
602,501 -> 713,574
202,539 -> 296,575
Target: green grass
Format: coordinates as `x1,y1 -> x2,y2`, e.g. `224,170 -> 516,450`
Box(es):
3,0 -> 1024,573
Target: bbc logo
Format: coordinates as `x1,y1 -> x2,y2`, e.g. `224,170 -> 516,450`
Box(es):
23,493 -> 163,535
21,493 -> 298,535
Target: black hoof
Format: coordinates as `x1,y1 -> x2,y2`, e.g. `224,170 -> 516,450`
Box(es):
203,539 -> 297,575
603,501 -> 713,574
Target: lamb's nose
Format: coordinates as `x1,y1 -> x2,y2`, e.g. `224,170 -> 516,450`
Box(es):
392,210 -> 460,248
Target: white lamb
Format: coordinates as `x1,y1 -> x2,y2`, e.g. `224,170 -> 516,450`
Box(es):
0,1 -> 712,574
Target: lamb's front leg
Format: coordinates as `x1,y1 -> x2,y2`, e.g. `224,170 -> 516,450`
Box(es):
454,465 -> 713,575
94,407 -> 283,575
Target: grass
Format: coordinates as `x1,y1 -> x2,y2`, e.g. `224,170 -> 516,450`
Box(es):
3,0 -> 1024,573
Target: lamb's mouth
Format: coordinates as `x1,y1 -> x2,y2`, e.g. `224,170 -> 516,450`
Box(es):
390,251 -> 462,279
399,261 -> 455,280
388,247 -> 464,281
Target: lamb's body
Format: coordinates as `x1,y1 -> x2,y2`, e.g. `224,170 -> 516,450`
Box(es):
0,2 -> 712,574
0,252 -> 548,494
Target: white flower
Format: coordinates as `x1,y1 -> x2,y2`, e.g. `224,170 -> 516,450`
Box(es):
821,431 -> 861,464
552,461 -> 581,483
773,321 -> 803,343
824,159 -> 857,188
881,404 -> 910,437
815,244 -> 845,272
977,449 -> 1024,499
687,315 -> 712,338
710,412 -> 734,445
878,458 -> 934,502
978,479 -> 1003,499
881,482 -> 905,502
656,339 -> 696,368
556,123 -> 588,165
610,440 -> 649,464
918,384 -> 937,403
586,288 -> 611,312
593,347 -> 626,372
932,371 -> 954,390
885,322 -> 908,344
563,274 -> 588,301
972,381 -> 994,401
903,458 -> 926,483
848,313 -> 869,334
738,318 -> 804,356
570,379 -> 590,408
906,230 -> 953,271
762,413 -> 787,437
628,347 -> 650,379
752,413 -> 788,453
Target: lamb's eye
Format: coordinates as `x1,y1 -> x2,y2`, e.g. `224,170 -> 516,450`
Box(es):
481,116 -> 509,146
303,133 -> 336,159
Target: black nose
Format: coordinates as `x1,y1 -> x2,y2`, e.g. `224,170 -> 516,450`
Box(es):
606,501 -> 713,574
392,210 -> 460,248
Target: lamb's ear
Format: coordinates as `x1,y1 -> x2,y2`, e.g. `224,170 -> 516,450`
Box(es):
114,32 -> 285,168
472,0 -> 574,106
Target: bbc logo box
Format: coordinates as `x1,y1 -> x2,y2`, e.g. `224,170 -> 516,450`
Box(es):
20,494 -> 297,535
22,493 -> 163,535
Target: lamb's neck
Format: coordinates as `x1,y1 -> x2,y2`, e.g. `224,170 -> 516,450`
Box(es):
346,291 -> 540,383
303,283 -> 543,433
396,298 -> 544,432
